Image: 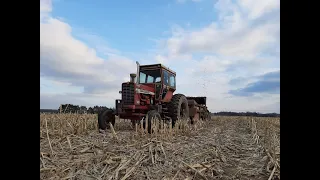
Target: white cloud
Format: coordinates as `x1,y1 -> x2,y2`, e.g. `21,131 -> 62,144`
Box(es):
155,55 -> 168,64
40,92 -> 121,109
157,0 -> 280,112
40,77 -> 83,94
195,56 -> 232,73
165,2 -> 279,59
40,0 -> 136,108
237,0 -> 280,20
207,93 -> 280,113
40,0 -> 52,12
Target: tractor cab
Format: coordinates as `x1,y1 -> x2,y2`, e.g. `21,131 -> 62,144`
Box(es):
137,63 -> 176,102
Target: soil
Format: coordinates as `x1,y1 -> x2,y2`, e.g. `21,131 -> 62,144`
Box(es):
40,116 -> 280,180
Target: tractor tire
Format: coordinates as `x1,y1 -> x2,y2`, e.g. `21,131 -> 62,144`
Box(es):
168,94 -> 189,127
143,110 -> 162,134
98,109 -> 115,130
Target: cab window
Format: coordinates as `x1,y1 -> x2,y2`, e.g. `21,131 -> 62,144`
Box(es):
147,76 -> 154,83
139,72 -> 146,83
163,70 -> 170,86
169,74 -> 176,88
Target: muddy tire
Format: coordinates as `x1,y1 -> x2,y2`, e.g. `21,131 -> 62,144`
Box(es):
143,110 -> 162,134
98,109 -> 115,130
168,94 -> 189,127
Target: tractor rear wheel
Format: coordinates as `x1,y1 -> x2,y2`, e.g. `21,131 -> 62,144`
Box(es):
98,109 -> 115,130
168,94 -> 189,127
143,110 -> 162,133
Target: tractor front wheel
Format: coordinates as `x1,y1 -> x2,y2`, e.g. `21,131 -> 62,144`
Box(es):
143,110 -> 162,133
98,109 -> 115,130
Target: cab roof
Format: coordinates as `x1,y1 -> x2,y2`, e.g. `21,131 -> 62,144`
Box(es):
140,63 -> 176,75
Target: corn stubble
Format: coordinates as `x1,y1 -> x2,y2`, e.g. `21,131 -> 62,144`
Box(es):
40,113 -> 280,180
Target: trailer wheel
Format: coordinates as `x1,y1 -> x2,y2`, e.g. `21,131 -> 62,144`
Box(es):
143,110 -> 161,133
168,94 -> 189,127
98,109 -> 115,130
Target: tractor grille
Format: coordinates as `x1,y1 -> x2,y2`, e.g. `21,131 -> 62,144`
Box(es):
122,83 -> 135,105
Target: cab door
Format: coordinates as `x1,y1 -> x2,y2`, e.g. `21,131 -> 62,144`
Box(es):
162,70 -> 176,102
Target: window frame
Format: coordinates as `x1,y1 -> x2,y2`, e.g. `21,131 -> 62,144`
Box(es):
139,72 -> 147,83
163,69 -> 176,88
169,74 -> 176,88
163,70 -> 170,86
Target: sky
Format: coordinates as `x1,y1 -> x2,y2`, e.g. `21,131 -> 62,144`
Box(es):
40,0 -> 280,113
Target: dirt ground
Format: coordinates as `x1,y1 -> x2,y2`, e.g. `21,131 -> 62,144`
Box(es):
40,116 -> 280,180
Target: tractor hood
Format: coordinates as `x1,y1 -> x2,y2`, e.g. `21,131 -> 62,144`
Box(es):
135,84 -> 155,95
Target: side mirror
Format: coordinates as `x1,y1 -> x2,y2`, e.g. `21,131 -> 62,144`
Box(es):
119,91 -> 122,94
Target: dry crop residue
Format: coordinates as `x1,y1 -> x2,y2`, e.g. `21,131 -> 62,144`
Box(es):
40,114 -> 280,180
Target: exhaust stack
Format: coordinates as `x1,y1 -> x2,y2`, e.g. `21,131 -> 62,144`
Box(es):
136,61 -> 140,84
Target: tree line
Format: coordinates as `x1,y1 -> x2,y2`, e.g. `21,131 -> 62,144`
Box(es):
40,104 -> 114,114
212,111 -> 280,117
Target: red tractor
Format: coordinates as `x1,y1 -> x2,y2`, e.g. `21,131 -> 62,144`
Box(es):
98,61 -> 211,132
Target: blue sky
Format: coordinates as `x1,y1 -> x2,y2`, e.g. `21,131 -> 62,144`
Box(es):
40,0 -> 280,113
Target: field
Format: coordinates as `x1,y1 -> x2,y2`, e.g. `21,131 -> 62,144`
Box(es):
40,114 -> 280,180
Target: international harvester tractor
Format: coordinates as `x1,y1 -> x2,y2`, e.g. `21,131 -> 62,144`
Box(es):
98,62 -> 211,132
